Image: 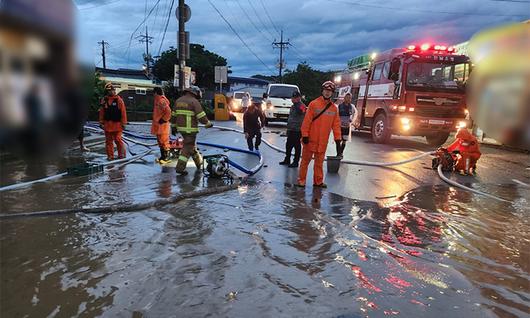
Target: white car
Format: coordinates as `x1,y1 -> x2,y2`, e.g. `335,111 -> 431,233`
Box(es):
262,84 -> 300,124
228,91 -> 248,112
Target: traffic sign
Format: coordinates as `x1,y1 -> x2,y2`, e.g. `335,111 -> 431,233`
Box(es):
175,5 -> 191,23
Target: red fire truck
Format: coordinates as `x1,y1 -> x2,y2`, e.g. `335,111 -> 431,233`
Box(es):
338,44 -> 471,146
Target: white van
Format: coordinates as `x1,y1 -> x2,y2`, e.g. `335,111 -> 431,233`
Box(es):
262,84 -> 300,124
228,91 -> 248,112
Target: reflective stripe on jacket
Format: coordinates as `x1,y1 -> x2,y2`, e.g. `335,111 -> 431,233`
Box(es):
301,96 -> 341,153
172,94 -> 210,134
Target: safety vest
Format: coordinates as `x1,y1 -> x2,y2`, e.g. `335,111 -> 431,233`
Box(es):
172,94 -> 208,134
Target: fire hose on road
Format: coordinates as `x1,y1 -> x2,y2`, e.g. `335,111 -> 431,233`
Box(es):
212,124 -> 512,203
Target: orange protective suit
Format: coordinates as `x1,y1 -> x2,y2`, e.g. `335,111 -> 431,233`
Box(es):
298,96 -> 341,186
99,95 -> 127,160
447,129 -> 481,174
151,95 -> 172,151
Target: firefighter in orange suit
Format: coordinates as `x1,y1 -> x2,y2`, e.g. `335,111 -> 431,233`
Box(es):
447,128 -> 482,175
151,87 -> 172,163
297,81 -> 341,188
99,83 -> 127,160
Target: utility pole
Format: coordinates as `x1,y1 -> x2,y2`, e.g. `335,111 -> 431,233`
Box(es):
272,30 -> 290,83
137,26 -> 154,74
98,40 -> 109,69
178,0 -> 186,92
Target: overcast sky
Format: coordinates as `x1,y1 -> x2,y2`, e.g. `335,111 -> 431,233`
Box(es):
75,0 -> 528,77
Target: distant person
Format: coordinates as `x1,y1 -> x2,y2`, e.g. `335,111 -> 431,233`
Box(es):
337,92 -> 355,157
172,87 -> 213,175
241,92 -> 250,112
243,99 -> 266,151
99,83 -> 127,160
279,91 -> 306,167
151,87 -> 172,163
297,81 -> 341,188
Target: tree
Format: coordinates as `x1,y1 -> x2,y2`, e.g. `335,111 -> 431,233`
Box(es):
91,71 -> 106,110
282,63 -> 333,102
153,44 -> 228,89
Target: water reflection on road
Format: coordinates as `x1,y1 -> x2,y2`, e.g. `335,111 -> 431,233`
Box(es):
1,179 -> 528,317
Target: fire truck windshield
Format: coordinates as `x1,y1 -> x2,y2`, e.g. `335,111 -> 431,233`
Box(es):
406,61 -> 471,92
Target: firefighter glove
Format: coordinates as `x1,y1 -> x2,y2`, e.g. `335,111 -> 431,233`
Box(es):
158,118 -> 166,125
302,137 -> 309,144
205,122 -> 214,129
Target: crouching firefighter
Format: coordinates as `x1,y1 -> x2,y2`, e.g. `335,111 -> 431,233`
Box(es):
172,87 -> 213,175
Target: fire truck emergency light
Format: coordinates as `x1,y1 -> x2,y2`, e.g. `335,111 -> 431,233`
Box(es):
406,43 -> 457,54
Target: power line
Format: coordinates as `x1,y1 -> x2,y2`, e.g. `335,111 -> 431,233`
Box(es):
327,0 -> 529,17
272,30 -> 290,82
124,0 -> 163,63
78,0 -> 122,10
289,43 -> 311,64
157,0 -> 175,56
247,0 -> 277,40
257,0 -> 281,36
207,0 -> 274,73
234,0 -> 273,42
136,26 -> 154,73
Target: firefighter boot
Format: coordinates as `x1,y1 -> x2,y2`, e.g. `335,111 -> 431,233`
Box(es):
157,147 -> 165,161
192,151 -> 203,169
175,156 -> 189,176
160,149 -> 171,164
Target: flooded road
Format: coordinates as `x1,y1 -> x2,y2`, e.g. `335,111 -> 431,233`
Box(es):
1,123 -> 529,317
2,179 -> 529,317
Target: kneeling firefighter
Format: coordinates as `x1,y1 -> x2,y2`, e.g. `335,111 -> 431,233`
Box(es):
172,87 -> 213,175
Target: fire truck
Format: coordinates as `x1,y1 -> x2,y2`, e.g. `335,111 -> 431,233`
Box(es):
337,44 -> 471,146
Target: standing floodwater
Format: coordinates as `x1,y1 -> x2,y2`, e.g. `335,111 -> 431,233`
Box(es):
1,178 -> 528,317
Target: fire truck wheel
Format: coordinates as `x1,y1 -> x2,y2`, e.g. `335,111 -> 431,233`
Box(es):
371,113 -> 391,144
426,133 -> 450,147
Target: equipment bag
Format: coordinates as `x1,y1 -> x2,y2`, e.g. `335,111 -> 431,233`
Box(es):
103,99 -> 122,122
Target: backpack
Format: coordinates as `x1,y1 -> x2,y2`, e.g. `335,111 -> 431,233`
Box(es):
103,98 -> 122,122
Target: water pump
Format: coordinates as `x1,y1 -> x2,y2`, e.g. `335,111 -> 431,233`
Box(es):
203,154 -> 231,179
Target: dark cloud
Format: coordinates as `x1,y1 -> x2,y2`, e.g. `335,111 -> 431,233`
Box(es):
76,0 -> 528,77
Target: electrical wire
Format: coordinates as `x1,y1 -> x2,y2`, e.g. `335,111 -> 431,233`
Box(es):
327,0 -> 528,17
157,0 -> 175,56
234,0 -> 274,43
207,0 -> 274,73
124,0 -> 163,62
247,0 -> 278,40
257,0 -> 281,36
78,0 -> 122,11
